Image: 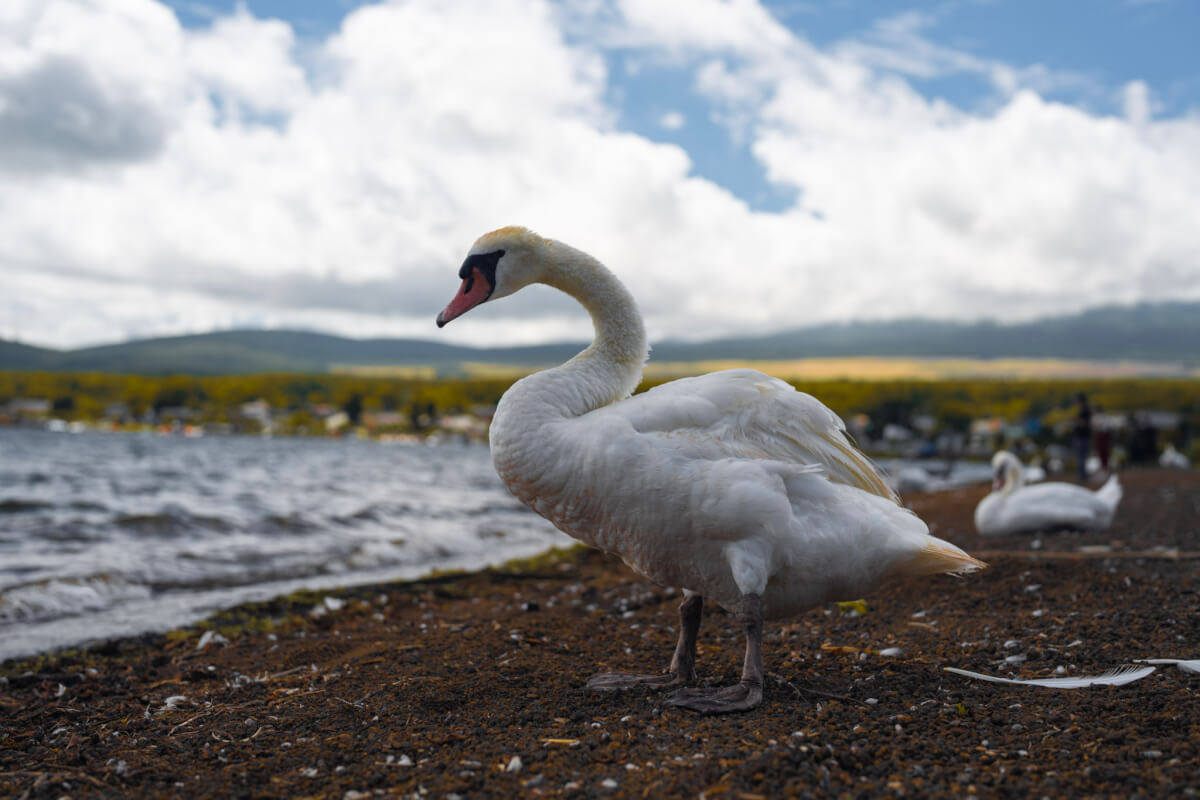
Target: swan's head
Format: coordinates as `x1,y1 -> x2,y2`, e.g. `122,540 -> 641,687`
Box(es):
436,226 -> 549,328
990,450 -> 1022,491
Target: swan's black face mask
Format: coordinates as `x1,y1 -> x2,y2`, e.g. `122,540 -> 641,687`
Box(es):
457,250 -> 504,297
436,249 -> 505,328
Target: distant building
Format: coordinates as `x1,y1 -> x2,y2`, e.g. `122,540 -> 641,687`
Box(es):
6,397 -> 50,415
239,399 -> 271,422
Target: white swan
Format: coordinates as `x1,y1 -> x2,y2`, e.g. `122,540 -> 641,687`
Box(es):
1160,444 -> 1191,469
437,227 -> 985,714
974,450 -> 1122,537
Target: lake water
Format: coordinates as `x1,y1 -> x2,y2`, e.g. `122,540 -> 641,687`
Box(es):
0,429 -> 994,663
0,429 -> 570,662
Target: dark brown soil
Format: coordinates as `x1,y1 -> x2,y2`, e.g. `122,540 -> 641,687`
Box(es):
3,468 -> 1199,799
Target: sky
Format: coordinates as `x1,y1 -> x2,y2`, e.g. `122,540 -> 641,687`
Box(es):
2,0 -> 1198,350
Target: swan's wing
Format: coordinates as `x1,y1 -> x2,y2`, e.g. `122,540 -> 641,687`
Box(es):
999,484 -> 1109,531
600,369 -> 899,504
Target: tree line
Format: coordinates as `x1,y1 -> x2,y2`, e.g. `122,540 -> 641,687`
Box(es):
2,371 -> 1197,442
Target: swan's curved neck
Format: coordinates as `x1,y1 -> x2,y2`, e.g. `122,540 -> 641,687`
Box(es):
500,241 -> 648,423
1001,460 -> 1024,493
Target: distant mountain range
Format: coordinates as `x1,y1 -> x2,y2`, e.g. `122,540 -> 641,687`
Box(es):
3,301 -> 1197,376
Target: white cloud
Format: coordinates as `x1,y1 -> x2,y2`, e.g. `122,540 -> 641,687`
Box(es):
0,0 -> 1198,351
658,110 -> 685,130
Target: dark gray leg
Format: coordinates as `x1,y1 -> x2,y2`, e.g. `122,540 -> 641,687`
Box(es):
586,593 -> 704,691
664,593 -> 763,714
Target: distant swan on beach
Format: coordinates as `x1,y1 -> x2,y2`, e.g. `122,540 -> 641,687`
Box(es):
435,226 -> 985,714
975,450 -> 1122,536
1160,445 -> 1191,469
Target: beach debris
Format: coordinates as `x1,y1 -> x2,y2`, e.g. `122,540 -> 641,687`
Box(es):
310,596 -> 346,617
879,647 -> 903,657
155,695 -> 190,715
601,778 -> 619,789
196,630 -> 229,650
837,599 -> 867,616
1136,658 -> 1200,674
505,755 -> 523,773
944,664 -> 1155,689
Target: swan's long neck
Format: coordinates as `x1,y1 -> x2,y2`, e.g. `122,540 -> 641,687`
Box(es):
1001,457 -> 1024,494
500,240 -> 648,423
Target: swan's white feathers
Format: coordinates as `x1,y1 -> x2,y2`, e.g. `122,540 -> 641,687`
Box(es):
471,230 -> 985,617
598,369 -> 900,504
975,451 -> 1122,536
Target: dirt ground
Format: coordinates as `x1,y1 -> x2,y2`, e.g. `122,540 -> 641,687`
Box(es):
2,468 -> 1198,799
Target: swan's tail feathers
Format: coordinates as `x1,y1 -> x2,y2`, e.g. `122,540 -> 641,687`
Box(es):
899,538 -> 988,577
1096,474 -> 1123,510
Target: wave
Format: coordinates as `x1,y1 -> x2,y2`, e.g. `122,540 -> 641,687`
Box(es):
0,574 -> 152,624
0,499 -> 53,513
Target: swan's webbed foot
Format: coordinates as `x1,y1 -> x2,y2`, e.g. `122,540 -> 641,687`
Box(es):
585,592 -> 704,693
586,671 -> 687,691
666,592 -> 764,715
664,680 -> 763,714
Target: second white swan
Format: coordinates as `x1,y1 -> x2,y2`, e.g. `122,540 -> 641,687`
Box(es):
975,450 -> 1122,536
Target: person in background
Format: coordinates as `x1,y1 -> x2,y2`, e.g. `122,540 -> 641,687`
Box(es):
1073,393 -> 1092,482
1093,403 -> 1112,476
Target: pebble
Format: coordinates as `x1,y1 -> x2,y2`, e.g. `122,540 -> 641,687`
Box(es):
506,755 -> 523,773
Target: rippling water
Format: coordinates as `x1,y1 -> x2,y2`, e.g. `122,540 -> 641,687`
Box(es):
0,429 -> 568,661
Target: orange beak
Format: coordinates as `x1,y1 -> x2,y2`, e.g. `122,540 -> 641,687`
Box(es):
436,268 -> 493,328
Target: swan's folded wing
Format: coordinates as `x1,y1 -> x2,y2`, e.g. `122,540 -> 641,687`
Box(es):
1001,485 -> 1108,531
601,368 -> 900,504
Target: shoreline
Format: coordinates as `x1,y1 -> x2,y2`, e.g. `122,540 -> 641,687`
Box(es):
2,468 -> 1198,797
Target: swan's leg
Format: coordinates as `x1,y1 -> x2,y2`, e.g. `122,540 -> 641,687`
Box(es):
586,592 -> 703,691
663,592 -> 763,714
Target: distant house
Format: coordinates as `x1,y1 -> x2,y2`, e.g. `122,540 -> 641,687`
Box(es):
324,411 -> 350,433
363,411 -> 406,430
6,397 -> 51,415
104,402 -> 131,423
239,399 -> 271,422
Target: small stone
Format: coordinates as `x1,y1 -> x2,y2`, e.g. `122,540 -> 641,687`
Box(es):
195,630 -> 229,651
601,778 -> 619,789
505,755 -> 523,773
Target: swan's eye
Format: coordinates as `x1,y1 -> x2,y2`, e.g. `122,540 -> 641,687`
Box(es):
458,249 -> 505,287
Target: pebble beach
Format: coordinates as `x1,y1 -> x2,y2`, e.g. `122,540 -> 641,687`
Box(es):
2,468 -> 1198,798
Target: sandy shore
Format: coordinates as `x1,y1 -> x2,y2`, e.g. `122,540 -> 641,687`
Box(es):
2,468 -> 1198,798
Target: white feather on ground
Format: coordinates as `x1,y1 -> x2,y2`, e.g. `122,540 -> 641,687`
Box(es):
944,665 -> 1155,688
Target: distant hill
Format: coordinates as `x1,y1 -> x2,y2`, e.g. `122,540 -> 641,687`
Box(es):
2,301 -> 1197,376
0,340 -> 57,370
